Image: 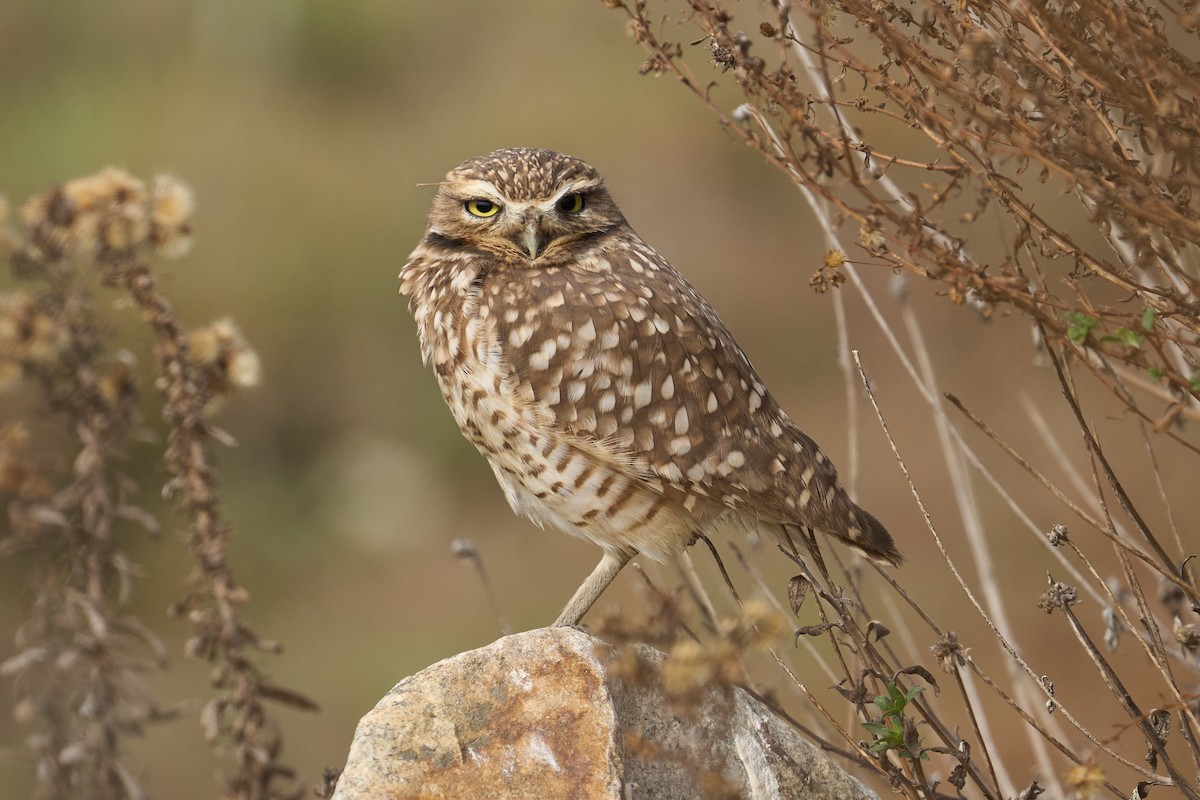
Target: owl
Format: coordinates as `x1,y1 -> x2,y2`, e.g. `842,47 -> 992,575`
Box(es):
400,148 -> 900,626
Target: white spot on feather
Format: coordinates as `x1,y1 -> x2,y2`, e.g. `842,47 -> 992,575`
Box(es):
633,381 -> 653,409
576,317 -> 596,343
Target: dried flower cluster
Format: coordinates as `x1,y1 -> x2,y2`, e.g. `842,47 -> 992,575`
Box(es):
0,169 -> 307,799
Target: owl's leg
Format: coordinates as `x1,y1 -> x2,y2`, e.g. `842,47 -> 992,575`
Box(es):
553,549 -> 634,627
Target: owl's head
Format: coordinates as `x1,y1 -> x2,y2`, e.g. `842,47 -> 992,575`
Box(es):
424,148 -> 626,265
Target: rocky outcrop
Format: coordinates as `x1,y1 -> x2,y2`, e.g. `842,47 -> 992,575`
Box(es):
333,627 -> 878,799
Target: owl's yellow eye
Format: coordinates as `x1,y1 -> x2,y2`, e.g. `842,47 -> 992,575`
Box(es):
556,193 -> 585,214
465,199 -> 500,218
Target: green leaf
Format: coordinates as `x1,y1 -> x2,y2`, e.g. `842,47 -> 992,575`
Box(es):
1101,327 -> 1144,347
862,722 -> 892,737
1149,367 -> 1164,381
1190,373 -> 1200,393
1067,312 -> 1098,344
1141,307 -> 1155,331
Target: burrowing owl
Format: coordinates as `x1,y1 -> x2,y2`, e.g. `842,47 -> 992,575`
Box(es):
400,148 -> 900,626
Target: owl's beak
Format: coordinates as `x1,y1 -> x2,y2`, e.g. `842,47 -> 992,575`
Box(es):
519,212 -> 546,259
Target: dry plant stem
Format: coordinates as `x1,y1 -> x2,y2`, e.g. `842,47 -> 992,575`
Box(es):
853,351 -> 1165,783
1051,492 -> 1197,721
101,251 -> 305,800
677,549 -> 722,625
1104,540 -> 1200,765
781,545 -> 1001,800
726,539 -> 842,687
452,539 -> 511,635
947,654 -> 1000,793
1056,598 -> 1198,798
1043,332 -> 1183,574
629,564 -> 703,645
1072,352 -> 1200,458
761,645 -> 911,795
672,555 -> 719,634
697,533 -> 741,608
1098,372 -> 1186,554
19,268 -> 149,798
2,170 -> 307,799
946,392 -> 1196,602
899,302 -> 1025,795
1019,397 -> 1157,599
873,568 -> 1116,794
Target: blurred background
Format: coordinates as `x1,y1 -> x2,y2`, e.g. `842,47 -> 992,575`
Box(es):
1,2 -> 1195,797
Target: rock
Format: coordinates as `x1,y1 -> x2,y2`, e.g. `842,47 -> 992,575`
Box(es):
333,627 -> 878,800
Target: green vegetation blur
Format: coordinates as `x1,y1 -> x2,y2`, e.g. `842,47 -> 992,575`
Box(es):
3,3 -> 1190,797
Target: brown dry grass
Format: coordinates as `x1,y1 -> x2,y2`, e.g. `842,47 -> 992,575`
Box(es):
590,1 -> 1200,798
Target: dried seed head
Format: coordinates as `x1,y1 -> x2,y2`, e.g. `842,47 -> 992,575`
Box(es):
1037,579 -> 1079,614
662,637 -> 740,700
150,175 -> 195,259
0,291 -> 69,367
14,168 -> 192,265
857,222 -> 887,255
69,168 -> 150,253
930,631 -> 968,673
811,250 -> 848,293
187,317 -> 262,402
98,351 -> 139,412
1174,617 -> 1200,653
959,29 -> 998,73
1064,763 -> 1105,799
1047,524 -> 1069,546
736,598 -> 788,645
101,202 -> 151,252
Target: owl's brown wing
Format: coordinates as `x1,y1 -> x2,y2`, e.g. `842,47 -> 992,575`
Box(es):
483,236 -> 899,563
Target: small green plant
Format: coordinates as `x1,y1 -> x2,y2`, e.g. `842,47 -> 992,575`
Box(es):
862,683 -> 927,761
1066,312 -> 1099,344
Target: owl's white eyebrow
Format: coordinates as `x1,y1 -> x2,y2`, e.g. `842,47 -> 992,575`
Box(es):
455,180 -> 505,201
545,179 -> 603,207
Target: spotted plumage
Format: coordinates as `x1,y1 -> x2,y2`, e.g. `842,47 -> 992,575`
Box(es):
400,148 -> 900,626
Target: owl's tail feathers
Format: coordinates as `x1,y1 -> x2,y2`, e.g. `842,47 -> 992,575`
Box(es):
846,505 -> 903,566
781,498 -> 902,566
